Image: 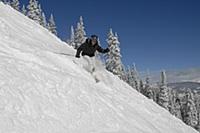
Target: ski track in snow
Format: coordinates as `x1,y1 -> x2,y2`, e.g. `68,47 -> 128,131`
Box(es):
0,2 -> 198,133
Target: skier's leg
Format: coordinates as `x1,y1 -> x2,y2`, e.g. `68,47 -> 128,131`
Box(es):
90,57 -> 101,82
90,57 -> 96,73
82,56 -> 93,73
82,56 -> 100,82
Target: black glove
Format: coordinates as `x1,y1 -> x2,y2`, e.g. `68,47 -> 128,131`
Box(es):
75,54 -> 80,58
104,48 -> 110,53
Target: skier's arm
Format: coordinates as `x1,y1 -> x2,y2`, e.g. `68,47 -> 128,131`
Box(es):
97,45 -> 110,53
75,43 -> 85,58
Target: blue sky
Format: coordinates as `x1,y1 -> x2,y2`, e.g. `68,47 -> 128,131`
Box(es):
20,0 -> 200,71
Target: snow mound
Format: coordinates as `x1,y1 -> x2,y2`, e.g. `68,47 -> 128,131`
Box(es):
0,2 -> 197,133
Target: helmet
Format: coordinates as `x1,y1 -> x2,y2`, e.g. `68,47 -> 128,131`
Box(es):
91,35 -> 98,40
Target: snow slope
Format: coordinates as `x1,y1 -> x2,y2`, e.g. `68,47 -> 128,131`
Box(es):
0,2 -> 197,133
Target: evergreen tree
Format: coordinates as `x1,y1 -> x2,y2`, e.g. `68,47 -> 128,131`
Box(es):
168,88 -> 176,115
193,90 -> 200,110
38,4 -> 42,21
168,89 -> 183,118
158,85 -> 169,110
38,4 -> 45,27
11,0 -> 19,11
152,86 -> 160,102
143,72 -> 154,99
132,64 -> 140,91
126,66 -> 134,87
142,71 -> 149,95
194,90 -> 200,131
196,111 -> 200,132
68,26 -> 75,48
145,76 -> 154,100
106,28 -> 123,78
41,12 -> 47,28
74,16 -> 86,49
126,64 -> 140,91
126,66 -> 135,88
21,4 -> 27,15
121,65 -> 128,82
174,98 -> 183,120
147,89 -> 154,100
47,14 -> 57,35
158,70 -> 169,110
27,0 -> 40,24
183,89 -> 198,127
140,80 -> 145,95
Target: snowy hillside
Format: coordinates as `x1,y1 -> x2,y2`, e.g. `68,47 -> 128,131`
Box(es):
0,2 -> 198,133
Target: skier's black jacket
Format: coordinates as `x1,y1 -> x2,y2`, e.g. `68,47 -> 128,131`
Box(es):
75,38 -> 109,58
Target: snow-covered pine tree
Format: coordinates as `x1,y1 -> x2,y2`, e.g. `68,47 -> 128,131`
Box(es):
158,84 -> 169,110
41,12 -> 47,28
121,65 -> 128,82
126,64 -> 140,91
11,0 -> 19,11
147,88 -> 154,100
140,79 -> 145,94
27,0 -> 40,24
38,4 -> 42,23
168,89 -> 176,115
193,90 -> 200,110
74,16 -> 86,49
67,26 -> 75,48
21,4 -> 27,15
158,70 -> 169,110
126,66 -> 134,87
196,111 -> 200,132
142,70 -> 149,95
145,76 -> 154,100
126,66 -> 133,87
194,90 -> 200,131
183,89 -> 198,128
152,85 -> 160,102
174,98 -> 182,120
106,28 -> 123,78
185,89 -> 194,101
132,64 -> 140,91
47,14 -> 57,35
196,120 -> 200,132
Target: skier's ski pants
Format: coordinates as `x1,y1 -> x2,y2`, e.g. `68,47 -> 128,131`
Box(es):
82,56 -> 96,73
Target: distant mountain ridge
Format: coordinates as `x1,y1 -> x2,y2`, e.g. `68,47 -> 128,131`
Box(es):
168,82 -> 200,90
141,67 -> 200,84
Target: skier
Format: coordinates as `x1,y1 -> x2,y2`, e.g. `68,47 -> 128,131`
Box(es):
75,35 -> 109,58
75,35 -> 109,81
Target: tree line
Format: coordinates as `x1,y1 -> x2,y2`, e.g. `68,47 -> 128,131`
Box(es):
1,0 -> 57,35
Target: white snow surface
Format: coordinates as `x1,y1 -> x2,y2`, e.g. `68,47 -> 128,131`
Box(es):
0,2 -> 198,133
